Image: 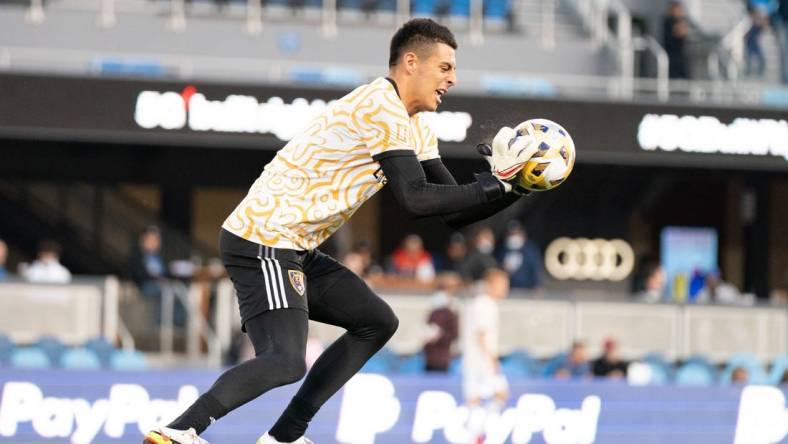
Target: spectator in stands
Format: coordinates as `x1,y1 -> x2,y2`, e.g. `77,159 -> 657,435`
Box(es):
696,270 -> 750,305
663,0 -> 690,79
423,273 -> 461,372
460,226 -> 498,282
591,338 -> 628,379
351,240 -> 383,277
731,366 -> 749,384
0,239 -> 7,282
436,232 -> 467,273
130,226 -> 184,325
555,341 -> 591,379
22,240 -> 71,284
388,234 -> 436,283
745,2 -> 770,77
776,0 -> 788,83
496,221 -> 542,290
634,259 -> 665,303
341,251 -> 367,278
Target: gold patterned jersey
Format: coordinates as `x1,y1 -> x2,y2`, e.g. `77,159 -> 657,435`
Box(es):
222,77 -> 440,250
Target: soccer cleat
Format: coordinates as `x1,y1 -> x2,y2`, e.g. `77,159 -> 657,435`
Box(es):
143,427 -> 211,444
256,432 -> 314,444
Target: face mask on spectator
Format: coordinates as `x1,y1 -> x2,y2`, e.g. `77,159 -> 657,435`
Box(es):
506,235 -> 525,250
477,241 -> 494,254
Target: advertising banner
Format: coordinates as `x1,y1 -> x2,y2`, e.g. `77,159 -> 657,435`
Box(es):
1,369 -> 787,444
1,73 -> 787,171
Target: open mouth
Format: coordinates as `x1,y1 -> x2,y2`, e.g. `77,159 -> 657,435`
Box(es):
435,88 -> 447,104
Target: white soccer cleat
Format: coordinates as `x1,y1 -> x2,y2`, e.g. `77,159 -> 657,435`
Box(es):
143,426 -> 211,444
256,432 -> 314,444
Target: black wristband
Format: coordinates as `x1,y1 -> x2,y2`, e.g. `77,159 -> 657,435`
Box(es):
474,171 -> 505,201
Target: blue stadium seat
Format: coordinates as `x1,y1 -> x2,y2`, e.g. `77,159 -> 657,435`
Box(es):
84,337 -> 116,367
34,336 -> 65,365
378,0 -> 396,11
449,0 -> 470,17
448,356 -> 463,376
397,353 -> 426,374
541,352 -> 568,378
60,348 -> 102,370
500,358 -> 531,378
109,350 -> 148,371
412,0 -> 437,15
0,334 -> 13,365
675,363 -> 715,386
360,347 -> 398,374
10,347 -> 52,369
647,362 -> 670,385
769,355 -> 788,385
484,0 -> 508,19
721,354 -> 768,385
502,350 -> 541,377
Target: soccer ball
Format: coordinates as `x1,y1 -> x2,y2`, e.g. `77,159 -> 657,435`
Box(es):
510,119 -> 576,192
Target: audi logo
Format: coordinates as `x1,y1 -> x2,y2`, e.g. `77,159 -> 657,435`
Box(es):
545,238 -> 635,281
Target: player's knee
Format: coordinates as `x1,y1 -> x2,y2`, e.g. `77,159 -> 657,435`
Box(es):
276,350 -> 307,384
375,308 -> 399,342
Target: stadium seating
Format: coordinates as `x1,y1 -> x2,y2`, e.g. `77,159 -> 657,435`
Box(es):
0,334 -> 13,365
768,355 -> 788,385
60,347 -> 102,370
33,336 -> 66,365
675,363 -> 716,386
720,353 -> 769,385
10,347 -> 51,369
397,353 -> 426,374
109,350 -> 148,371
84,336 -> 116,367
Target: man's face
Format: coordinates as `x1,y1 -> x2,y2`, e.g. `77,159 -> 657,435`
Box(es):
411,42 -> 456,112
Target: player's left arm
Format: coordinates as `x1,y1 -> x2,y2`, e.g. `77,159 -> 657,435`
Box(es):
421,158 -> 521,230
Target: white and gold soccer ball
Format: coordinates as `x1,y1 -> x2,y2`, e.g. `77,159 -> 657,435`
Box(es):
510,119 -> 576,192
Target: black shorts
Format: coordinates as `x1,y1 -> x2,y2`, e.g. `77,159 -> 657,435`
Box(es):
219,229 -> 346,330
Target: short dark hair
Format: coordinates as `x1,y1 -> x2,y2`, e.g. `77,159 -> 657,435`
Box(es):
389,18 -> 458,67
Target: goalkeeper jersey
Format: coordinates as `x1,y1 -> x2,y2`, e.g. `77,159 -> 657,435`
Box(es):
222,77 -> 440,250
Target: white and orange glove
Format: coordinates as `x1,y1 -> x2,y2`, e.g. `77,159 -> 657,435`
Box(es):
477,124 -> 538,194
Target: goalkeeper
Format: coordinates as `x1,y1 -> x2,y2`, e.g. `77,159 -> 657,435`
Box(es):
144,17 -> 537,444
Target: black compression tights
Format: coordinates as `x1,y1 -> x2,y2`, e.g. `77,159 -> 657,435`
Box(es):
168,270 -> 398,441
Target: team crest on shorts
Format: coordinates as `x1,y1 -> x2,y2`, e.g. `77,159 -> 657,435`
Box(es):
288,270 -> 306,296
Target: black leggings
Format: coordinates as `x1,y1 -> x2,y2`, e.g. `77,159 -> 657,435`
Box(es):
169,267 -> 398,440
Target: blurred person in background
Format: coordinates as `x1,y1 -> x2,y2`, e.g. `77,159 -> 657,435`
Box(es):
460,226 -> 499,282
147,18 -> 537,444
462,268 -> 510,442
22,239 -> 71,284
340,251 -> 366,278
423,272 -> 461,372
350,240 -> 383,277
663,0 -> 690,79
0,239 -> 7,282
591,338 -> 628,379
634,259 -> 665,303
496,221 -> 542,290
776,0 -> 788,83
695,270 -> 751,305
731,366 -> 749,384
780,369 -> 788,385
554,341 -> 591,379
435,232 -> 467,273
745,1 -> 770,77
130,225 -> 187,326
388,233 -> 436,283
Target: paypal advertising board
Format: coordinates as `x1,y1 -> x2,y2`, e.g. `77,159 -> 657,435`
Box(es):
0,370 -> 786,444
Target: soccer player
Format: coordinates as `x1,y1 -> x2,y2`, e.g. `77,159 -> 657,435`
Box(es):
144,18 -> 536,444
461,268 -> 510,442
